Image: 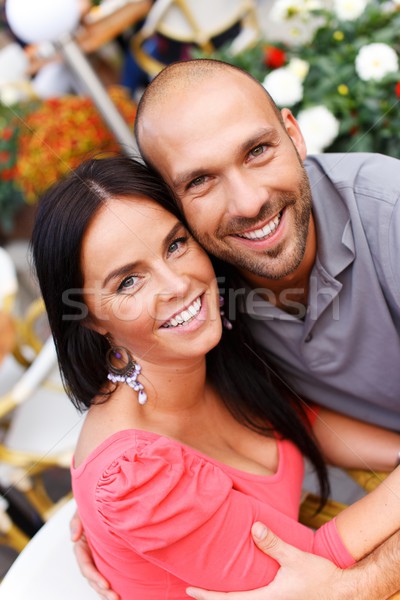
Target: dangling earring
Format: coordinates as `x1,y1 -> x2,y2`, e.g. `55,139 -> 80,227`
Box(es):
106,345 -> 147,405
219,295 -> 233,330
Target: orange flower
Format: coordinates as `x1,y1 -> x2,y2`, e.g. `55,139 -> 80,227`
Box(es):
16,86 -> 137,203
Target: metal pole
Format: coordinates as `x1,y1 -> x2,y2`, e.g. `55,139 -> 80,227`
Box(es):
56,34 -> 139,157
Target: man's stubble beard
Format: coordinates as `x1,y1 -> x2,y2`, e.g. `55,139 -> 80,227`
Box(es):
190,167 -> 313,281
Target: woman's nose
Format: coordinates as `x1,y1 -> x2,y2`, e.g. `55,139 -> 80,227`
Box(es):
155,263 -> 191,303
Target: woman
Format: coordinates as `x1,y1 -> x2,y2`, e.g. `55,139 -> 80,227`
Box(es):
31,155 -> 400,600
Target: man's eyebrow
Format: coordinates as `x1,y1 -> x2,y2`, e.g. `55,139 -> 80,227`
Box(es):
172,168 -> 209,190
102,221 -> 184,288
239,127 -> 281,154
171,127 -> 281,190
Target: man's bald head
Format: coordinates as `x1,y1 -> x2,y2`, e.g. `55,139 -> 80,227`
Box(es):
134,59 -> 283,165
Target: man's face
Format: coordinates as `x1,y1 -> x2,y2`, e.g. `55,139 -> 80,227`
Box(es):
139,71 -> 312,281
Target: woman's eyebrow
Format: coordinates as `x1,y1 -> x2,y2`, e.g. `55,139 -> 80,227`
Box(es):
102,221 -> 184,287
163,221 -> 185,250
102,261 -> 141,288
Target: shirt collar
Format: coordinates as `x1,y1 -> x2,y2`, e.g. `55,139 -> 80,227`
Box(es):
305,158 -> 355,278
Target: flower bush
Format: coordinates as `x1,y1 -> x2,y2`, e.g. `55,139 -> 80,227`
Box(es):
0,86 -> 136,231
196,0 -> 400,157
0,103 -> 30,231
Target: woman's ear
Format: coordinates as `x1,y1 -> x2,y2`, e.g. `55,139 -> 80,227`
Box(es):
281,108 -> 307,160
82,315 -> 108,337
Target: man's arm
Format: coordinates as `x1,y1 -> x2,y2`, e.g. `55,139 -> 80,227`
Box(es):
186,523 -> 400,600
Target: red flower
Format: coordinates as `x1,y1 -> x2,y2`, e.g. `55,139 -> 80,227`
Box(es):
2,127 -> 13,141
47,98 -> 61,108
0,151 -> 10,163
395,82 -> 400,98
263,46 -> 286,69
1,167 -> 15,181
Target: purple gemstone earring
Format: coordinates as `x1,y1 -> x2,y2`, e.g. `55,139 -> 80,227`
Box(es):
106,346 -> 147,405
219,295 -> 233,330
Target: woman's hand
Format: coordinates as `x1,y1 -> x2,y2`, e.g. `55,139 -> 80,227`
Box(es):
186,522 -> 343,600
70,510 -> 120,600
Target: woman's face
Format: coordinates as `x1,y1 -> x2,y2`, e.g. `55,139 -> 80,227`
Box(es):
81,196 -> 221,366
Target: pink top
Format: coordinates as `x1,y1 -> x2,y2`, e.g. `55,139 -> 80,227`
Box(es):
71,429 -> 355,600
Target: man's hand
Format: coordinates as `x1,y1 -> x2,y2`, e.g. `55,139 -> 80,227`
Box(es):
70,510 -> 120,600
186,522 -> 343,600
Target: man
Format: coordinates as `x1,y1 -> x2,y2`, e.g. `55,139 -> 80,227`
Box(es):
135,59 -> 400,431
74,59 -> 400,599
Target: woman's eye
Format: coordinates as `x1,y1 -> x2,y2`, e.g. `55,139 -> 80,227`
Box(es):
118,275 -> 138,291
168,237 -> 188,255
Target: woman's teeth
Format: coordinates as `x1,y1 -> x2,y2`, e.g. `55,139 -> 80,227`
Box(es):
162,297 -> 202,328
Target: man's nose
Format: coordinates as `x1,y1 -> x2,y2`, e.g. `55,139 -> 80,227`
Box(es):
225,170 -> 269,219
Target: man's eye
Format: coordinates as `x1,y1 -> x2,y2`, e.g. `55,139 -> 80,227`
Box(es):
250,145 -> 266,157
189,175 -> 206,188
118,276 -> 138,291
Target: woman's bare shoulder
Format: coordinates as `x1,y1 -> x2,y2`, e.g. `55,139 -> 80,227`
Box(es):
74,387 -> 138,467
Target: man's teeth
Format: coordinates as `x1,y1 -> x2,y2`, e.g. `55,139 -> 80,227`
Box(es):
238,213 -> 281,240
162,297 -> 202,328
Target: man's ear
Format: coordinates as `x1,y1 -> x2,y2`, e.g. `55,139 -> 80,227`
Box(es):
281,108 -> 307,160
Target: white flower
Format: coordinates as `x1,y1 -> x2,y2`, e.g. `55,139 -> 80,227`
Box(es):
333,0 -> 369,20
269,0 -> 297,22
270,0 -> 323,22
262,67 -> 303,107
380,1 -> 398,13
297,105 -> 340,153
287,58 -> 310,82
0,84 -> 23,106
355,43 -> 399,81
268,0 -> 325,46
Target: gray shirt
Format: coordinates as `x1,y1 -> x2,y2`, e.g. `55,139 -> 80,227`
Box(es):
243,153 -> 400,430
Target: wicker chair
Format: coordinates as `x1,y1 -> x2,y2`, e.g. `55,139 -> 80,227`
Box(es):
131,0 -> 260,77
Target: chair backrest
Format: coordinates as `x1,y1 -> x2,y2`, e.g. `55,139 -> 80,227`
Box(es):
0,335 -> 84,466
0,248 -> 18,313
0,499 -> 98,600
144,0 -> 258,45
132,0 -> 260,76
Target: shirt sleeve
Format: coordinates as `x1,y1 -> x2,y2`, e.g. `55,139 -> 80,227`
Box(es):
95,436 -> 354,591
